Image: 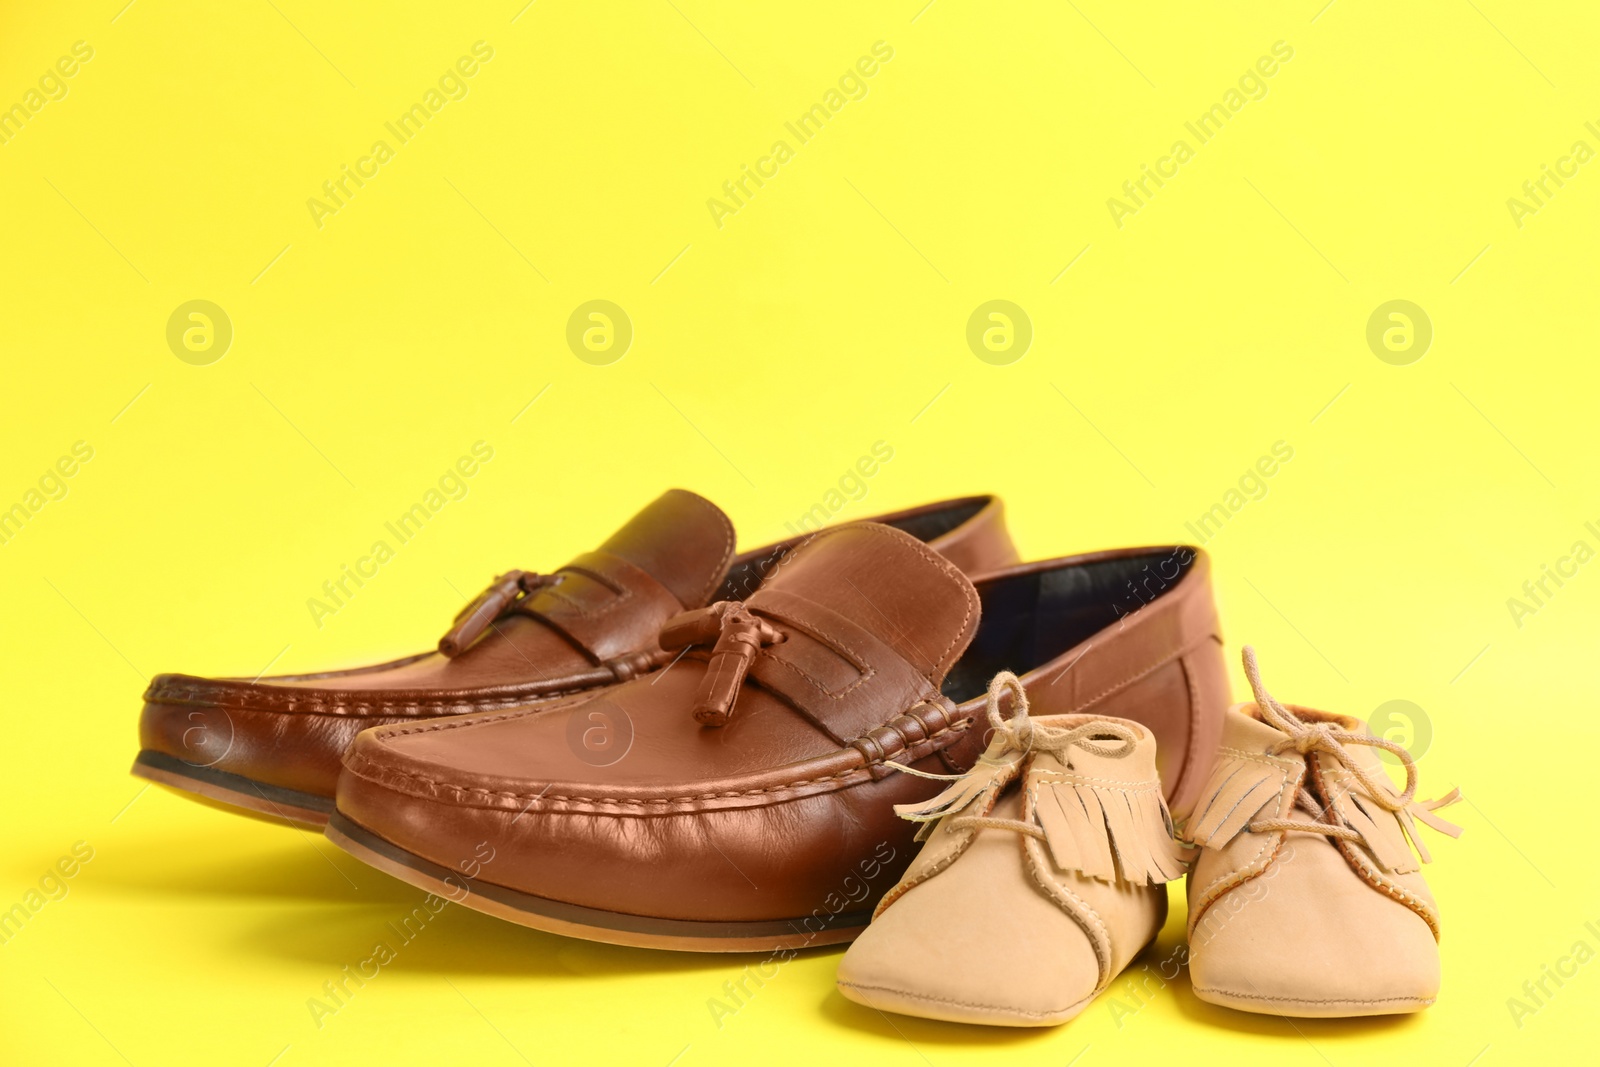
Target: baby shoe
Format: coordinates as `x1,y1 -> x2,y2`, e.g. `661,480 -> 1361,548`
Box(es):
835,672 -> 1186,1025
1184,647 -> 1461,1017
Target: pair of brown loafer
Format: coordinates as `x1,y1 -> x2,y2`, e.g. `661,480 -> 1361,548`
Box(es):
133,489 -> 1230,951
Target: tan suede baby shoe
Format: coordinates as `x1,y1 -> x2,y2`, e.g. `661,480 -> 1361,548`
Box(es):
1185,647 -> 1461,1017
836,672 -> 1186,1026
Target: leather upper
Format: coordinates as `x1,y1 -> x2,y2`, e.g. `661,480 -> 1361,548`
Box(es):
933,546 -> 1229,819
335,526 -> 1227,925
1184,660 -> 1460,1016
838,702 -> 1180,1026
138,492 -> 1018,799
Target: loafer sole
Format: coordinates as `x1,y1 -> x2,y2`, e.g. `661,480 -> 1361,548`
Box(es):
325,811 -> 871,953
130,750 -> 332,828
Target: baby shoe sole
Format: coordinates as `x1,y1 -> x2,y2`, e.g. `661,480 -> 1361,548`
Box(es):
1191,983 -> 1435,1018
836,926 -> 1163,1027
836,978 -> 1097,1027
131,750 -> 332,828
325,811 -> 871,953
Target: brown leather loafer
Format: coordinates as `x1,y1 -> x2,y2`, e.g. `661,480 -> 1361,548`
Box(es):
132,492 -> 1016,826
327,524 -> 1226,951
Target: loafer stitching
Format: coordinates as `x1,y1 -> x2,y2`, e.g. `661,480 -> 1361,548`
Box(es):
145,679 -> 602,718
679,489 -> 736,606
342,755 -> 863,805
834,524 -> 977,680
368,691 -> 626,741
1068,629 -> 1214,714
344,721 -> 971,806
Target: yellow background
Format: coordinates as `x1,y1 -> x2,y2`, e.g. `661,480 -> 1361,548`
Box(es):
2,1 -> 1596,1064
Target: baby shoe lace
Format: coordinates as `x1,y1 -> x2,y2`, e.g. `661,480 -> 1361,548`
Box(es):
1240,645 -> 1461,850
888,671 -> 1139,840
